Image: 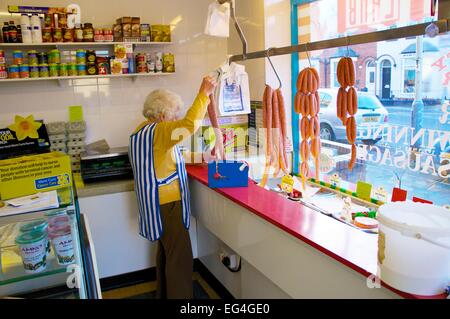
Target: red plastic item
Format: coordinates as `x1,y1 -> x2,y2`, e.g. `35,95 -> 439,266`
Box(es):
391,187 -> 407,202
412,197 -> 433,204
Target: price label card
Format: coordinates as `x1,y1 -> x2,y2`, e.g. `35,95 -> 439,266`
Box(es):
330,173 -> 340,188
69,105 -> 83,122
356,181 -> 372,201
373,186 -> 388,202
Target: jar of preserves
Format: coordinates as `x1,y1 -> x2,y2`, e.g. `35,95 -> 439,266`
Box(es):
42,27 -> 53,42
48,49 -> 61,64
82,23 -> 94,42
74,23 -> 83,42
44,14 -> 54,28
59,63 -> 68,76
63,28 -> 74,42
68,63 -> 77,76
12,50 -> 23,65
75,49 -> 86,64
94,29 -> 103,42
53,28 -> 63,42
38,52 -> 48,64
103,28 -> 113,42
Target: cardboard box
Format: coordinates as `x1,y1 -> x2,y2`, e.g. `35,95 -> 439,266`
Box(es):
151,25 -> 171,42
0,152 -> 72,200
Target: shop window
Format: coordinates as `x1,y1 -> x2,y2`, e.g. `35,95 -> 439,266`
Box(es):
290,0 -> 449,206
403,59 -> 416,93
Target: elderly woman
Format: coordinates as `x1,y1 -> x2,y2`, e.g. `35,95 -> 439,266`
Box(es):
129,76 -> 216,299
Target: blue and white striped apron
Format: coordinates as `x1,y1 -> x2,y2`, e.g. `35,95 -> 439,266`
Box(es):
129,123 -> 191,242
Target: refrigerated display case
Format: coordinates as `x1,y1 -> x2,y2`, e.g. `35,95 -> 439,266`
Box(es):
0,187 -> 101,299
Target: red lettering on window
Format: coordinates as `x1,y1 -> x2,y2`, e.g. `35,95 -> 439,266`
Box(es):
443,72 -> 450,86
432,56 -> 447,72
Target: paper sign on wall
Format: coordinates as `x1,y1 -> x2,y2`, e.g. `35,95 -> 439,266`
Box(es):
356,181 -> 372,201
69,106 -> 83,122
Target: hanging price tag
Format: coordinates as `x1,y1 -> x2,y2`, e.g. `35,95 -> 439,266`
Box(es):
373,186 -> 388,202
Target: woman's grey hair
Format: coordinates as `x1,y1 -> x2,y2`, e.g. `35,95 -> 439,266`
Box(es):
143,89 -> 183,120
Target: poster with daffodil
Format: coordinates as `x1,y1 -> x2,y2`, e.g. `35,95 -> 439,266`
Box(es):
0,114 -> 50,160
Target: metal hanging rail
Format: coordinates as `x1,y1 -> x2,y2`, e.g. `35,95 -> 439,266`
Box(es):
229,19 -> 449,62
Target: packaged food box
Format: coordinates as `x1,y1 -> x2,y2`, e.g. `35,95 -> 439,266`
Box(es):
140,24 -> 151,42
0,152 -> 72,200
110,58 -> 124,74
131,17 -> 141,37
151,25 -> 171,42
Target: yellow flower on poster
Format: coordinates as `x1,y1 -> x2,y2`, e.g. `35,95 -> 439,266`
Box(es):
7,115 -> 42,141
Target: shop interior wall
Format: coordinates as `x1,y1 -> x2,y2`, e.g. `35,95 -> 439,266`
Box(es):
228,0 -> 266,101
0,0 -> 228,147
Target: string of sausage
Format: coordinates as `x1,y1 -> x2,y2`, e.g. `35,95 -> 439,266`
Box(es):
208,93 -> 225,160
294,67 -> 321,190
260,85 -> 289,187
336,57 -> 357,170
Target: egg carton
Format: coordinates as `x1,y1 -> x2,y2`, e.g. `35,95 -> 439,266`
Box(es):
50,145 -> 67,153
46,122 -> 67,135
67,140 -> 85,148
69,153 -> 80,162
66,121 -> 86,133
68,147 -> 85,155
67,132 -> 86,143
71,163 -> 81,171
50,141 -> 66,149
49,134 -> 67,144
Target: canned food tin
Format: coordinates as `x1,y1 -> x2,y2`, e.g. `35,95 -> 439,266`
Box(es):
76,49 -> 86,64
48,49 -> 61,64
94,29 -> 104,42
59,63 -> 68,76
19,64 -> 30,78
68,63 -> 77,76
29,64 -> 39,78
39,64 -> 49,77
86,50 -> 96,63
38,52 -> 48,65
137,64 -> 148,73
8,65 -> 20,79
28,50 -> 38,65
42,27 -> 53,42
0,65 -> 7,79
0,50 -> 5,64
53,28 -> 63,42
103,28 -> 113,42
87,62 -> 97,75
12,50 -> 24,65
136,53 -> 147,64
49,63 -> 59,77
77,64 -> 87,76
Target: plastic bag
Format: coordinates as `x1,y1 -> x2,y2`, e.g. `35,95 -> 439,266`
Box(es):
204,1 -> 230,37
215,62 -> 251,116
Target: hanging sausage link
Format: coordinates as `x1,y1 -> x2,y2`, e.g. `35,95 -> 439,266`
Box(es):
294,67 -> 321,190
260,85 -> 290,186
336,57 -> 358,170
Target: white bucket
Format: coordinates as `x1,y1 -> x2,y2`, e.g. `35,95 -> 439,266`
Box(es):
377,202 -> 450,296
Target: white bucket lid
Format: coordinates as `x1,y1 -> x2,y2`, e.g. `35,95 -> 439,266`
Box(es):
378,202 -> 450,249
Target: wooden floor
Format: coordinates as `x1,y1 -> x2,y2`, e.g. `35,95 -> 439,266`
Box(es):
101,272 -> 221,299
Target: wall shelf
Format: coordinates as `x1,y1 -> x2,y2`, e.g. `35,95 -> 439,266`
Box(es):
0,42 -> 172,48
0,72 -> 174,85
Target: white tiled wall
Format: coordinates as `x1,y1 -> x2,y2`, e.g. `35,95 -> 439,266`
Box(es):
0,0 -> 228,147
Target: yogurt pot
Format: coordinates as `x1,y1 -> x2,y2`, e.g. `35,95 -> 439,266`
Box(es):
20,219 -> 51,256
15,230 -> 47,274
48,224 -> 75,265
48,214 -> 70,228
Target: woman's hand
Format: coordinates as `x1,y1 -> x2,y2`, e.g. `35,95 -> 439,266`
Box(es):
199,75 -> 217,97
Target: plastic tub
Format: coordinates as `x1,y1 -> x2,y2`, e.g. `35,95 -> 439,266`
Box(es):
20,219 -> 51,256
48,224 -> 74,265
377,202 -> 450,295
15,230 -> 47,274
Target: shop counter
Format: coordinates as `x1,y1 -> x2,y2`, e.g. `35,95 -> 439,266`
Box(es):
186,164 -> 447,299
